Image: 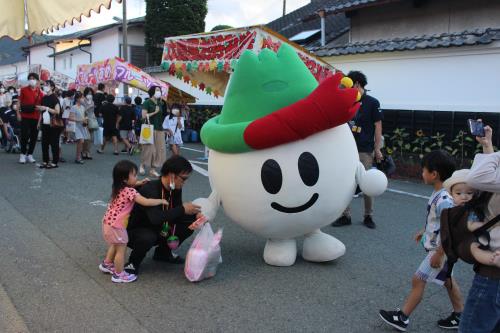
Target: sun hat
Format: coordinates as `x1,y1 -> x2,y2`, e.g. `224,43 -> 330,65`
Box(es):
443,169 -> 470,193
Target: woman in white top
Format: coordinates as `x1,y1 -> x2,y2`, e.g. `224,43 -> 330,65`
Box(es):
164,106 -> 184,156
82,87 -> 98,160
69,91 -> 89,164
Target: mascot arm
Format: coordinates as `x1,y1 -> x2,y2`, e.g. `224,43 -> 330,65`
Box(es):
355,161 -> 388,197
192,189 -> 221,221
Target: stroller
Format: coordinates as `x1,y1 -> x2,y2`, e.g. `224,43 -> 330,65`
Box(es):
3,124 -> 21,153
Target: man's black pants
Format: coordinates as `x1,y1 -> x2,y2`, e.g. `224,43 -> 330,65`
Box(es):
127,216 -> 195,269
20,118 -> 39,155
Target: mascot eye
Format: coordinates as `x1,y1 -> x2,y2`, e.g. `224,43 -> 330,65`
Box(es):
298,152 -> 319,186
261,159 -> 282,194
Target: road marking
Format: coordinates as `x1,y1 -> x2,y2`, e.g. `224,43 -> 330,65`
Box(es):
29,168 -> 44,189
89,200 -> 108,207
181,146 -> 205,153
189,162 -> 209,177
189,160 -> 208,165
387,188 -> 430,200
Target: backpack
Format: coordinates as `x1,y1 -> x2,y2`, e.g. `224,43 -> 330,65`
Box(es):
440,204 -> 500,276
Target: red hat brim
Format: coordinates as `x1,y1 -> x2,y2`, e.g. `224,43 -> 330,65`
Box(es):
243,72 -> 360,150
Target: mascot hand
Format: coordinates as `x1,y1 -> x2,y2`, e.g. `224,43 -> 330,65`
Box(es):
192,190 -> 220,221
355,162 -> 387,197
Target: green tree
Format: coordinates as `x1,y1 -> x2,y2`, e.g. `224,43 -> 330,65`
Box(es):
211,25 -> 233,31
145,0 -> 207,65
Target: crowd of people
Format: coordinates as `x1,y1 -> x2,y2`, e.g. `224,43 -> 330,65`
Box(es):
0,76 -> 188,170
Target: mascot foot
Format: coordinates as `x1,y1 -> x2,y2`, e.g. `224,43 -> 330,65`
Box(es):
263,239 -> 297,266
302,230 -> 345,262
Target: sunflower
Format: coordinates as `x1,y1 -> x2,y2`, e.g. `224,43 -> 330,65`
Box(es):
416,130 -> 424,137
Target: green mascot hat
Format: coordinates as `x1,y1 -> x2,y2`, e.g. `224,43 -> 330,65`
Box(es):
201,44 -> 360,154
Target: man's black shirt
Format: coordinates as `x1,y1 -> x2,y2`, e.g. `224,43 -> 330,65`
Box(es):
352,93 -> 383,153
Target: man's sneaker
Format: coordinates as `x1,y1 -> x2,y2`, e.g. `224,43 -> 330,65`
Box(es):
111,271 -> 137,283
331,215 -> 352,227
153,248 -> 185,264
363,215 -> 376,229
437,312 -> 460,330
27,155 -> 36,163
19,154 -> 26,164
379,309 -> 409,332
98,261 -> 115,274
124,262 -> 139,275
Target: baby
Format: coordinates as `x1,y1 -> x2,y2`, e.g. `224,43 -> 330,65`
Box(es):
444,169 -> 500,267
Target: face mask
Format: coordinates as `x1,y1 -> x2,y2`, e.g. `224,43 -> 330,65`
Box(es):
43,86 -> 51,93
86,94 -> 92,100
154,91 -> 162,99
0,88 -> 5,93
172,109 -> 180,116
9,89 -> 14,94
12,105 -> 18,110
29,79 -> 37,87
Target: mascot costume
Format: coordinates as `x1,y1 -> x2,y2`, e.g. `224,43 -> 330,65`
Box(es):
195,44 -> 387,266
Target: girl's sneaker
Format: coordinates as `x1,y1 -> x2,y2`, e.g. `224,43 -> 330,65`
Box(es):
98,261 -> 115,274
111,271 -> 137,283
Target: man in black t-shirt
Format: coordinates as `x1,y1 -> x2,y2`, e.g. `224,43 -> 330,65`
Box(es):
332,71 -> 383,229
117,96 -> 135,154
93,83 -> 106,126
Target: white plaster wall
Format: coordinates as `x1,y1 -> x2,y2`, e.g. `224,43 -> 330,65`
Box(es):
0,61 -> 28,77
29,45 -> 54,71
325,43 -> 500,113
54,51 -> 90,79
91,28 -> 120,61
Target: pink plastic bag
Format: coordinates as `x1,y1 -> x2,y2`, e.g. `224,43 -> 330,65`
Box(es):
184,223 -> 223,282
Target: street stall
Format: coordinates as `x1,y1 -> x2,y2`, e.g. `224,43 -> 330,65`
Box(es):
75,56 -> 170,98
158,25 -> 336,100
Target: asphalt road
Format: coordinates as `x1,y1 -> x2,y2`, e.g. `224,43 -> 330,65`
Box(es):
0,142 -> 475,333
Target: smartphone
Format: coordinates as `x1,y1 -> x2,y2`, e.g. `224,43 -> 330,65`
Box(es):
468,119 -> 485,137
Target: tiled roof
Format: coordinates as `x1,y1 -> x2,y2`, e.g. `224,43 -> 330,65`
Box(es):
323,0 -> 401,14
25,16 -> 145,49
266,0 -> 349,48
313,28 -> 500,56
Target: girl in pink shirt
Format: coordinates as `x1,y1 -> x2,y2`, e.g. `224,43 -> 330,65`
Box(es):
99,160 -> 167,283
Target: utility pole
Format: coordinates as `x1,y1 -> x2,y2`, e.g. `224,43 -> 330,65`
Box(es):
282,0 -> 286,17
122,0 -> 129,96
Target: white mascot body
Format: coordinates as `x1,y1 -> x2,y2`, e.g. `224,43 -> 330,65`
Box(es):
195,44 -> 387,266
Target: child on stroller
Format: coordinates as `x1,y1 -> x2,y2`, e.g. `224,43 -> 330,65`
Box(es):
1,99 -> 21,153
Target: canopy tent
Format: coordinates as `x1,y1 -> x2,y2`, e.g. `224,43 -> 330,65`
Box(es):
159,25 -> 335,99
0,0 -> 121,40
75,57 -> 169,95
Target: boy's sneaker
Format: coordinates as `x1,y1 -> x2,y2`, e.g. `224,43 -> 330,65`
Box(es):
19,154 -> 26,164
98,261 -> 115,274
379,309 -> 409,332
111,271 -> 137,283
27,155 -> 36,163
437,312 -> 460,330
